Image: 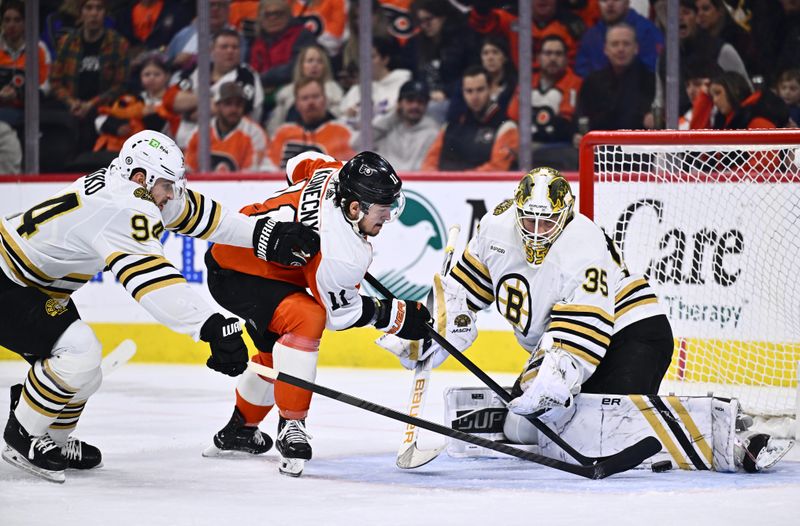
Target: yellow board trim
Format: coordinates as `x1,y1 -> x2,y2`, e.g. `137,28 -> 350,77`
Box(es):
631,394 -> 692,470
666,396 -> 714,467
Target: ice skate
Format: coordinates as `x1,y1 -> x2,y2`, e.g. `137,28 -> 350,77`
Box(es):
9,383 -> 101,470
203,408 -> 273,457
62,436 -> 103,469
2,410 -> 66,483
275,417 -> 312,477
739,433 -> 795,473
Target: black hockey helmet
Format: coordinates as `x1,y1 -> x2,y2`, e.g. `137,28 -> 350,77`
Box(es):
336,151 -> 405,218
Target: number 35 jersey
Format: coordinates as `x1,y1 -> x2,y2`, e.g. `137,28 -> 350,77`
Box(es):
449,202 -> 665,379
0,169 -> 255,339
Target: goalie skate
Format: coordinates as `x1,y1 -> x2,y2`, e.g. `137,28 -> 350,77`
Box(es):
740,434 -> 795,472
276,417 -> 312,477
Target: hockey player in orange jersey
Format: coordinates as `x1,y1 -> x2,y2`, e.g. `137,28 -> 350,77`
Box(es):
202,150 -> 432,476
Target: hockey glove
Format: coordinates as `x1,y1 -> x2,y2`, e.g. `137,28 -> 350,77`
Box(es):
201,314 -> 249,377
507,336 -> 583,423
375,334 -> 450,370
253,217 -> 320,267
373,298 -> 432,341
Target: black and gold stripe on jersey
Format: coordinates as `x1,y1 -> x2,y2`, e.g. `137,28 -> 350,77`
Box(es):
615,277 -> 659,319
106,252 -> 186,302
631,395 -> 713,470
22,360 -> 77,418
547,303 -> 614,368
166,189 -> 222,239
0,222 -> 92,298
450,246 -> 493,311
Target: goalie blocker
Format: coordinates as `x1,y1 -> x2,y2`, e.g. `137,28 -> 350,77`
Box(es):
444,388 -> 794,472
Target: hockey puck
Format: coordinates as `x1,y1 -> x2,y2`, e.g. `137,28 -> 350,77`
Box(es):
651,460 -> 673,472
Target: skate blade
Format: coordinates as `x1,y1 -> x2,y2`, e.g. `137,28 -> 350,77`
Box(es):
2,446 -> 65,484
756,439 -> 795,471
202,444 -> 266,458
278,457 -> 304,477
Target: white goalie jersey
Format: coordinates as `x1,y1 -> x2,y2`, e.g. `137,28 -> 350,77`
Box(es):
0,168 -> 254,339
449,200 -> 665,379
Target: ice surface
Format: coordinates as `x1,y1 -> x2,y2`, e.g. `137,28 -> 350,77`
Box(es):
0,363 -> 797,526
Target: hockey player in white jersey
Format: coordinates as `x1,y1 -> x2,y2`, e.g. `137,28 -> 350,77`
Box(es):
0,130 -> 320,483
202,151 -> 433,476
380,167 -> 792,472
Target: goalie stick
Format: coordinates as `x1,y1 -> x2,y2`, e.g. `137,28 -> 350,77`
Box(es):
395,224 -> 460,469
247,360 -> 659,479
364,272 -> 660,468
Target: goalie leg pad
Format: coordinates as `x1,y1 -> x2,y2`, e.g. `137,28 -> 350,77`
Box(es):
444,387 -> 511,458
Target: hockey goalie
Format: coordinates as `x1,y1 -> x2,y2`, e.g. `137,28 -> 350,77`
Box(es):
379,167 -> 793,473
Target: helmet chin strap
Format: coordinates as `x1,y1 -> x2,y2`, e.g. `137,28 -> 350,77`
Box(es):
341,201 -> 370,236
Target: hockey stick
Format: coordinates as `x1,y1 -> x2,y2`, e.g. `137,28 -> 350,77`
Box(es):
247,361 -> 659,479
364,272 -> 660,468
395,224 -> 460,469
100,339 -> 137,376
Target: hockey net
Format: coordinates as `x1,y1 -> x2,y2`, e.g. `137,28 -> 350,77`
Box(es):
579,130 -> 800,438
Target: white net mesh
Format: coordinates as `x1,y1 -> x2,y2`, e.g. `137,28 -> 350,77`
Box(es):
584,132 -> 800,427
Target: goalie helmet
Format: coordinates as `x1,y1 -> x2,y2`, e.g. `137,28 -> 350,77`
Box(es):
110,130 -> 186,200
336,151 -> 405,222
514,167 -> 574,267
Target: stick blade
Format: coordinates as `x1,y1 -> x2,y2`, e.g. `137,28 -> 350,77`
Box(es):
591,436 -> 663,479
396,443 -> 445,469
101,339 -> 137,376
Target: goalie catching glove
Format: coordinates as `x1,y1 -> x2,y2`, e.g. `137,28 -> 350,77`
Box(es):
253,217 -> 320,267
376,272 -> 477,369
507,334 -> 583,423
200,314 -> 249,377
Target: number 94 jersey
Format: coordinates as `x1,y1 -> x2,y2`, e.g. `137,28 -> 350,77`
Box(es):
0,169 -> 253,338
448,202 -> 665,379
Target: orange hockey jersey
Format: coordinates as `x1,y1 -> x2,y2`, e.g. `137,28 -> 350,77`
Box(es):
210,152 -> 375,330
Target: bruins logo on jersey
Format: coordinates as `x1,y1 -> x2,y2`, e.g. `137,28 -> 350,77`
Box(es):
133,187 -> 154,203
44,298 -> 68,317
493,199 -> 513,216
496,274 -> 532,335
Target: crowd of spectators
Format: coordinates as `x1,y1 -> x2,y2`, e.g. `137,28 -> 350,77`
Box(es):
1,0 -> 799,174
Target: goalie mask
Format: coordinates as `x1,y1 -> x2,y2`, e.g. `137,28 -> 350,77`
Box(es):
110,130 -> 186,202
336,151 -> 405,232
514,167 -> 574,267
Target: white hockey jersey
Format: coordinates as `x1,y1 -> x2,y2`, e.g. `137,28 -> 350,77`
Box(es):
209,152 -> 376,331
0,168 -> 254,339
449,200 -> 665,379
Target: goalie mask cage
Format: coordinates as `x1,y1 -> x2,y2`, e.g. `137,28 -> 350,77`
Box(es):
579,130 -> 800,436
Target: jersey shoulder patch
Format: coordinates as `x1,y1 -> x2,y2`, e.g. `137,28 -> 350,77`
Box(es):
493,199 -> 513,216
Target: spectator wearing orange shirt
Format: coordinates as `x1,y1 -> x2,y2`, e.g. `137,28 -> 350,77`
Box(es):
186,82 -> 271,173
292,0 -> 349,58
422,66 -> 518,172
268,78 -> 354,169
0,0 -> 51,130
468,0 -> 584,71
508,35 -> 583,143
115,0 -> 190,57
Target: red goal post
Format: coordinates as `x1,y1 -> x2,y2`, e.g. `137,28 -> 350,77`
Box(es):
578,130 -> 800,436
